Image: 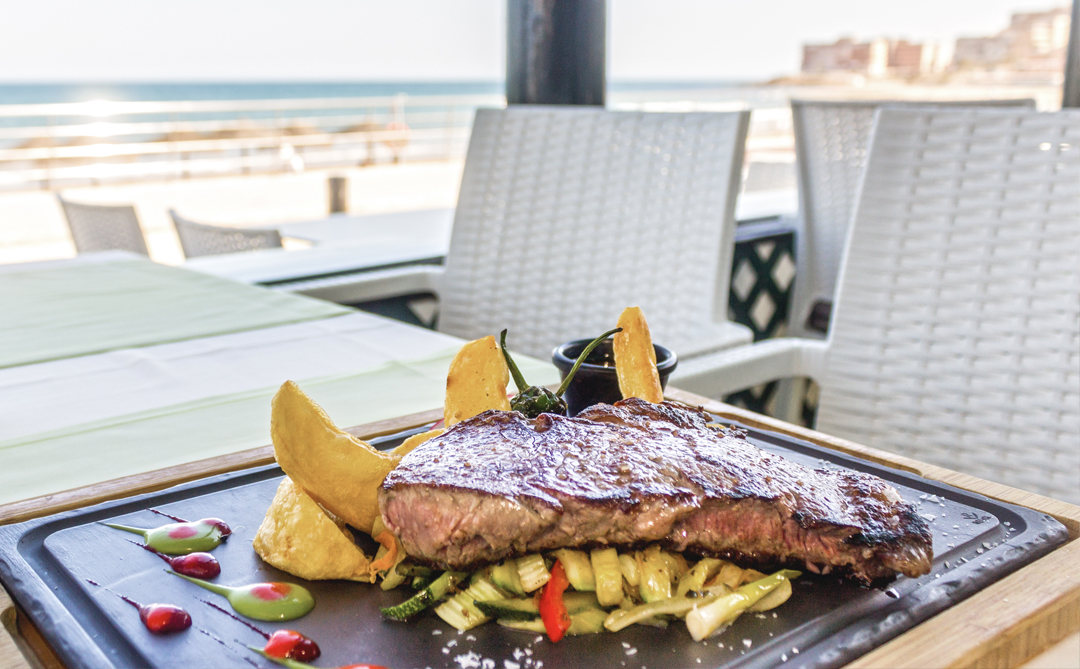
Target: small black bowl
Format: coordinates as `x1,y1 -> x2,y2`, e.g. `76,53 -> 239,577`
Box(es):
552,339 -> 677,417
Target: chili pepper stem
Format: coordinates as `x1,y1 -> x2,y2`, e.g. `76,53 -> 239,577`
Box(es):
555,328 -> 622,398
499,329 -> 531,394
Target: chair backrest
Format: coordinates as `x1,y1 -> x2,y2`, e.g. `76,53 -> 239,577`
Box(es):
170,210 -> 283,258
57,195 -> 149,256
818,107 -> 1080,503
789,97 -> 1036,336
437,106 -> 750,360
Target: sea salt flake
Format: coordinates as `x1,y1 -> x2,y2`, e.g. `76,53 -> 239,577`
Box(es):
927,495 -> 940,503
443,648 -> 451,655
626,647 -> 638,656
782,654 -> 788,662
622,643 -> 631,649
534,636 -> 544,644
467,635 -> 477,641
483,661 -> 496,669
454,651 -> 482,669
525,649 -> 533,656
504,662 -> 520,669
513,649 -> 524,660
743,639 -> 753,649
433,630 -> 443,636
793,648 -> 799,654
448,639 -> 458,648
920,513 -> 936,522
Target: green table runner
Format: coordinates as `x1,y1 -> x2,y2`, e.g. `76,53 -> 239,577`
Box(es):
0,258 -> 351,369
0,350 -> 558,505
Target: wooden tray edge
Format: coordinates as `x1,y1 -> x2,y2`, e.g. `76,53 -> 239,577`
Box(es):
667,388 -> 1080,669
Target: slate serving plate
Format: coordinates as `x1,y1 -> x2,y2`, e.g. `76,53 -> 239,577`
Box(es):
0,422 -> 1068,669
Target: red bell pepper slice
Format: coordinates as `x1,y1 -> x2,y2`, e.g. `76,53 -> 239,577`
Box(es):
538,559 -> 572,642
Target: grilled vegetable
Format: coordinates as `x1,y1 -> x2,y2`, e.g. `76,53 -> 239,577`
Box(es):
516,553 -> 551,592
639,546 -> 673,602
552,549 -> 595,591
619,553 -> 640,587
475,592 -> 601,622
380,571 -> 467,621
685,569 -> 800,641
604,594 -> 723,632
591,548 -> 623,606
500,328 -> 621,419
538,560 -> 573,642
435,576 -> 507,631
490,558 -> 526,596
499,608 -> 608,636
676,558 -> 724,597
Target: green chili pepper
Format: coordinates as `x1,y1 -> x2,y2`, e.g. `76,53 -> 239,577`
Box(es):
499,327 -> 622,419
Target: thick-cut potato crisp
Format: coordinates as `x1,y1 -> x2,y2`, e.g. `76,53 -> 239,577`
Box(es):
444,335 -> 511,426
614,306 -> 664,403
271,380 -> 399,535
253,476 -> 376,582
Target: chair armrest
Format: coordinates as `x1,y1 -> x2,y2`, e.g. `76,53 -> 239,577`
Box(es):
668,338 -> 828,399
275,265 -> 443,304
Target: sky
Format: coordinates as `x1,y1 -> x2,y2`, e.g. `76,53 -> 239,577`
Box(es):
0,0 -> 1069,83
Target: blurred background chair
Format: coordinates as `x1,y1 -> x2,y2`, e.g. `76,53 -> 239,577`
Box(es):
57,195 -> 149,256
788,97 -> 1036,338
170,209 -> 283,258
288,105 -> 754,361
673,107 -> 1080,503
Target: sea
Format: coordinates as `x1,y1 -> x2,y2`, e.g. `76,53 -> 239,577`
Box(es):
0,80 -> 753,106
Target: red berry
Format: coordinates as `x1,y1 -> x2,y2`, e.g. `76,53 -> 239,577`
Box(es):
168,552 -> 220,579
264,630 -> 321,662
139,604 -> 192,634
200,518 -> 232,537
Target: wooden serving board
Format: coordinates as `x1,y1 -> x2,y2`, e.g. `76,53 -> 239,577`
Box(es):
1,391 -> 1077,669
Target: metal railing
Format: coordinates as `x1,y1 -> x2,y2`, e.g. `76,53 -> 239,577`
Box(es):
0,94 -> 504,191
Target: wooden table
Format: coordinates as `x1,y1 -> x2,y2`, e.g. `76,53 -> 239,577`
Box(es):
2,389 -> 1077,669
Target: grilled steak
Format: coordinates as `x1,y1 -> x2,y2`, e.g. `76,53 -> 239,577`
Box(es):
380,399 -> 932,581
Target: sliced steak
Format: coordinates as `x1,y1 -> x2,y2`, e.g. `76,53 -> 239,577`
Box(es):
379,398 -> 932,581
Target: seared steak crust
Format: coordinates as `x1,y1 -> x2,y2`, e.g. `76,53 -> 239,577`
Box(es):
380,399 -> 932,581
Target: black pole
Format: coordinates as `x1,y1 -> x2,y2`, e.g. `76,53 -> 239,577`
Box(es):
1063,0 -> 1079,108
506,0 -> 606,106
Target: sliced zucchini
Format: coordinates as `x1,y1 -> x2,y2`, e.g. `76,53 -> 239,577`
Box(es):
474,597 -> 539,621
639,546 -> 673,602
590,548 -> 623,606
435,577 -> 507,631
498,608 -> 608,636
552,549 -> 595,591
380,571 -> 466,621
490,558 -> 526,596
517,553 -> 551,592
676,558 -> 725,597
618,553 -> 640,587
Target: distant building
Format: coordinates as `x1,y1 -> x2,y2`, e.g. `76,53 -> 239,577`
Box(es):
801,38 -> 950,77
800,5 -> 1069,79
952,6 -> 1069,72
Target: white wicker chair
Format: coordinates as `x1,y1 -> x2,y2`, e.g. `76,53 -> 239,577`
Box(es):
170,210 -> 283,258
290,106 -> 754,360
789,98 -> 1036,337
57,195 -> 149,256
673,108 -> 1080,504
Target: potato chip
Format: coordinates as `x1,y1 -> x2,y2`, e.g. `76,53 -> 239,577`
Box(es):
613,306 -> 664,403
271,380 -> 399,535
253,476 -> 376,582
444,335 -> 511,426
391,428 -> 445,458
